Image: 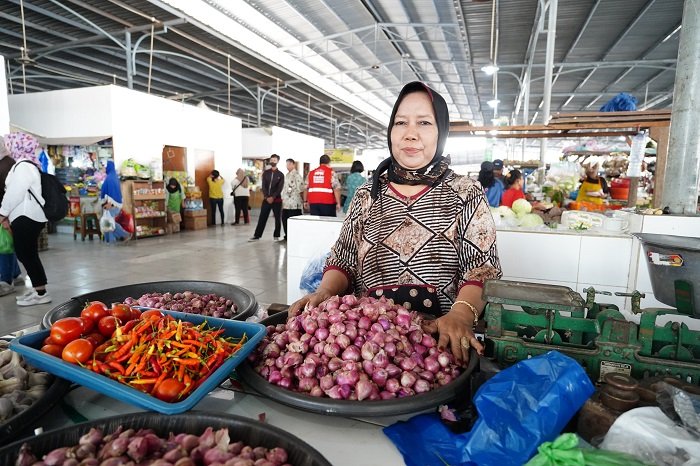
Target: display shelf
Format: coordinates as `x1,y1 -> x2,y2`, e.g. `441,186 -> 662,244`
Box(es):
122,180 -> 167,239
133,194 -> 166,201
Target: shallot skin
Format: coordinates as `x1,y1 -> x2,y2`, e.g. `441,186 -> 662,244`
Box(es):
253,294 -> 463,401
16,426 -> 291,466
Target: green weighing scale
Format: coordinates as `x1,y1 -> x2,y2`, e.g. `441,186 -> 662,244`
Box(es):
483,234 -> 700,384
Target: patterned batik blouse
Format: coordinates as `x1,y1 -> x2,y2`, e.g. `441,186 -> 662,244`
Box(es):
325,171 -> 502,315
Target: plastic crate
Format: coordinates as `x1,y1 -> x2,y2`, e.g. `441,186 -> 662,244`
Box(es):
10,311 -> 266,414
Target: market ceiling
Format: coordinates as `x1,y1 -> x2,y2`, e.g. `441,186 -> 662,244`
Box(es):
0,0 -> 683,149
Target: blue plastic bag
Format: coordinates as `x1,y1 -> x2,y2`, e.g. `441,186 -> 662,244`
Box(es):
299,252 -> 330,294
599,92 -> 637,112
383,351 -> 594,466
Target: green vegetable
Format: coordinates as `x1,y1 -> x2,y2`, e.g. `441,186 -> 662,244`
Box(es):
518,213 -> 544,228
512,199 -> 532,217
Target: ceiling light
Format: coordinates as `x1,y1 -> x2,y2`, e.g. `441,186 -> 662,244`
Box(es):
481,65 -> 499,75
487,99 -> 500,108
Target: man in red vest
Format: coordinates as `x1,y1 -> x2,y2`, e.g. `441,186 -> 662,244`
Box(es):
305,154 -> 341,217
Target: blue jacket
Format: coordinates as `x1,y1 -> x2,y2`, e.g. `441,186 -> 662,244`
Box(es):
485,178 -> 504,207
100,160 -> 123,208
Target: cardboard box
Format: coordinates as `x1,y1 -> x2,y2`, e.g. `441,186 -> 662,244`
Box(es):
168,212 -> 182,223
184,216 -> 207,230
184,209 -> 207,218
165,223 -> 181,234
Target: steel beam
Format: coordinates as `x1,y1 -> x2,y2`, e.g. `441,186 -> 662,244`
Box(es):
561,0 -> 659,110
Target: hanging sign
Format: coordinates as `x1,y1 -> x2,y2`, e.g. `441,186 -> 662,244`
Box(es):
325,148 -> 355,164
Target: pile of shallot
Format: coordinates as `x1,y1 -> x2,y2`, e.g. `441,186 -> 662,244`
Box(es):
15,425 -> 291,466
123,292 -> 237,319
252,295 -> 462,400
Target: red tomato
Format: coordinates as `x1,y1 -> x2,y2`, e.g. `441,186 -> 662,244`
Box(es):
140,309 -> 164,320
93,341 -> 112,361
50,317 -> 84,346
111,304 -> 133,322
153,378 -> 186,402
129,307 -> 142,320
81,301 -> 109,322
80,317 -> 95,334
62,338 -> 94,364
97,316 -> 121,338
41,344 -> 64,358
84,332 -> 106,348
43,335 -> 60,346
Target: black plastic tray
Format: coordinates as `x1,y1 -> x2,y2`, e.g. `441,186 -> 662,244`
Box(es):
0,339 -> 72,445
0,412 -> 331,466
42,280 -> 257,328
239,311 -> 478,417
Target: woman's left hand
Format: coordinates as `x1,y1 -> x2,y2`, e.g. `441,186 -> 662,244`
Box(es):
422,307 -> 483,367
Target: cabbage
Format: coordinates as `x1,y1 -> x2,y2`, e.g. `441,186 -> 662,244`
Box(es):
496,206 -> 516,219
519,213 -> 544,228
512,199 -> 532,217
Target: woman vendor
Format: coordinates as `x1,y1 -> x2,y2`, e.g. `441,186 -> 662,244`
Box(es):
166,178 -> 184,214
576,162 -> 609,205
290,82 -> 502,365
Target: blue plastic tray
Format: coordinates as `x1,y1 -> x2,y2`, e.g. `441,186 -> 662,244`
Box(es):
9,310 -> 266,415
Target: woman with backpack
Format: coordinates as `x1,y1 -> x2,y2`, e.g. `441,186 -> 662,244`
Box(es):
0,132 -> 51,306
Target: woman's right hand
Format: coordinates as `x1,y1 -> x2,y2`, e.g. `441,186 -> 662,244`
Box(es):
288,287 -> 334,317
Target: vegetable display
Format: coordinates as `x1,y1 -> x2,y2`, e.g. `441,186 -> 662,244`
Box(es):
40,303 -> 247,403
252,295 -> 462,400
0,341 -> 53,422
15,425 -> 292,466
123,292 -> 237,319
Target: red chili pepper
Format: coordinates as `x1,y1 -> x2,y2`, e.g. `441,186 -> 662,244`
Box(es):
108,361 -> 125,375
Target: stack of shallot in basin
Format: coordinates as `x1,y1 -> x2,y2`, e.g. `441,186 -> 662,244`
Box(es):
251,295 -> 462,401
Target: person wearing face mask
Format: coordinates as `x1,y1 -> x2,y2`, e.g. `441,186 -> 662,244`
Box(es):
289,82 -> 502,366
249,154 -> 285,241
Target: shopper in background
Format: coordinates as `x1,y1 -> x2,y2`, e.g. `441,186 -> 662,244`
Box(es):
230,168 -> 250,225
342,160 -> 366,214
207,170 -> 225,226
305,154 -> 341,216
0,136 -> 22,296
250,154 -> 284,241
500,169 -> 526,208
0,132 -> 51,306
478,160 -> 503,207
100,160 -> 131,243
165,177 -> 184,214
493,159 -> 504,181
281,158 -> 304,241
289,82 -> 502,366
576,162 -> 609,205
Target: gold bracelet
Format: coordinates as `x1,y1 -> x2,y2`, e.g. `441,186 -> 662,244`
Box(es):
451,300 -> 479,325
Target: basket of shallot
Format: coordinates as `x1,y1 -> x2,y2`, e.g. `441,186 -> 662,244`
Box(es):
238,295 -> 477,417
0,412 -> 331,466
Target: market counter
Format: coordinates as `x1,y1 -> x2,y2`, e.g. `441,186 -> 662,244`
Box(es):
26,380 -> 406,465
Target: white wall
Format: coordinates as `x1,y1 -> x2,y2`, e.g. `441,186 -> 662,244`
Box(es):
0,56 -> 9,134
8,85 -> 242,207
242,126 -> 324,167
107,86 -> 242,179
8,86 -> 113,140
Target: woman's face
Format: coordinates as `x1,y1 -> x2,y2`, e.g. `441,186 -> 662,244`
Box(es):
390,92 -> 438,170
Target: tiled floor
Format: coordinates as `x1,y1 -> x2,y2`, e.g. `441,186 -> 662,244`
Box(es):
0,217 -> 289,335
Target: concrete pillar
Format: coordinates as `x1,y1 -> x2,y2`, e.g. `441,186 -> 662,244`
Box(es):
660,0 -> 700,214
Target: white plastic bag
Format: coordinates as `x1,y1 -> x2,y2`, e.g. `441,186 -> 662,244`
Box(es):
600,407 -> 700,466
100,209 -> 116,233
